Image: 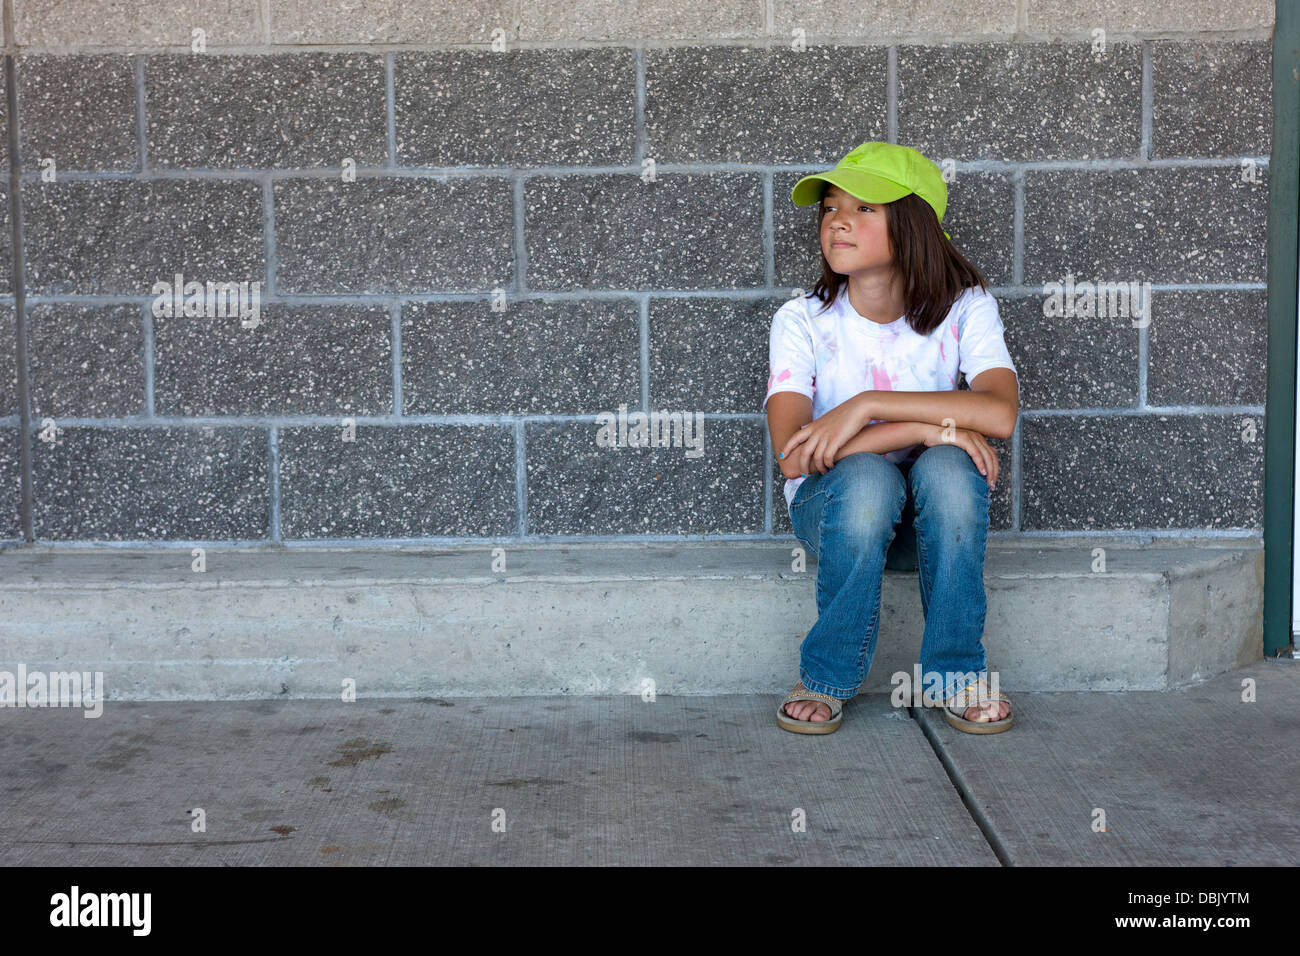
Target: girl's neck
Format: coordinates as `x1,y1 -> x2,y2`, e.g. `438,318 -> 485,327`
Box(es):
844,271 -> 907,325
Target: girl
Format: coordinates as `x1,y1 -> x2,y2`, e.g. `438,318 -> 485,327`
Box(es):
763,141 -> 1020,736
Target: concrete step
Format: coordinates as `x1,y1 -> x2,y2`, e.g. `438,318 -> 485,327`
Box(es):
0,538 -> 1262,700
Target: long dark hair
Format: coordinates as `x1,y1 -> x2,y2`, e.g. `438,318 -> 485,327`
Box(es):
806,191 -> 989,338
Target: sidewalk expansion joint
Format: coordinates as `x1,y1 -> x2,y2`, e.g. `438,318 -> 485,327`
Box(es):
908,705 -> 1013,866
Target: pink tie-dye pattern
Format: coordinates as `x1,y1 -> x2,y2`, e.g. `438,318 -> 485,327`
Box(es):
870,363 -> 897,390
766,368 -> 791,395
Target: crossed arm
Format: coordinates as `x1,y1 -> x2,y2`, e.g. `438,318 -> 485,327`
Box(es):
767,368 -> 1019,481
864,369 -> 1018,438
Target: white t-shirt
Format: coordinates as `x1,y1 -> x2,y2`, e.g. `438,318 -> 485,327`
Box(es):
762,284 -> 1018,510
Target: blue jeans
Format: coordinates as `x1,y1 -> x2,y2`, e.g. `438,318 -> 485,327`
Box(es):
787,443 -> 991,703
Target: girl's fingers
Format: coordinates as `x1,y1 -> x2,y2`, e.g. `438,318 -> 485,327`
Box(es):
810,437 -> 828,473
968,436 -> 990,479
795,442 -> 810,475
781,428 -> 811,460
982,442 -> 998,487
982,440 -> 998,486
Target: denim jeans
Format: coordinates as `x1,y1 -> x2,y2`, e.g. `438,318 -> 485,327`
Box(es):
787,443 -> 991,704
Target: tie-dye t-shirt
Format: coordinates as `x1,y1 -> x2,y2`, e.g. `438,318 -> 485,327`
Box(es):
762,284 -> 1018,511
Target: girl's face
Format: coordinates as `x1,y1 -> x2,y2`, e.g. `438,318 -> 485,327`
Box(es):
819,185 -> 893,275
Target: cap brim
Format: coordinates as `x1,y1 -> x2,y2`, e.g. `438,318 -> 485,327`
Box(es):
791,169 -> 913,207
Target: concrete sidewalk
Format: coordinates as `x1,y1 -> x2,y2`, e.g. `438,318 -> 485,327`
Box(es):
1,658 -> 1295,866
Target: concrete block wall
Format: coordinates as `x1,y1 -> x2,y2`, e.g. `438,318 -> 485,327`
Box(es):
0,1 -> 1277,545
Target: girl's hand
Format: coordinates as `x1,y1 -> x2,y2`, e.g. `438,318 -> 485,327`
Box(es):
779,396 -> 872,476
917,421 -> 999,490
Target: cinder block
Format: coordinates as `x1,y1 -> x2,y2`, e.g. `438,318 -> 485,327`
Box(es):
395,49 -> 636,168
15,0 -> 265,48
1024,167 -> 1268,285
1024,0 -> 1273,34
524,173 -> 765,290
145,53 -> 388,170
272,177 -> 515,294
1000,292 -> 1139,410
644,46 -> 887,164
524,418 -> 764,534
154,304 -> 392,416
27,303 -> 145,418
402,298 -> 640,415
1147,290 -> 1268,407
899,42 -> 1142,161
1021,415 -> 1264,530
1152,40 -> 1272,158
23,179 -> 264,296
31,426 -> 270,540
277,424 -> 517,539
17,54 -> 136,172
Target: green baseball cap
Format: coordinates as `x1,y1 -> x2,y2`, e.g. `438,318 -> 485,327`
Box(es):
791,141 -> 951,240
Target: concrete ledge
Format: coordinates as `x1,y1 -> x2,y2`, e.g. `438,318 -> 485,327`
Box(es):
0,539 -> 1263,699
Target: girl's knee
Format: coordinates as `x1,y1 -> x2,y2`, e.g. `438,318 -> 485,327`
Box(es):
916,485 -> 988,537
913,442 -> 974,472
822,456 -> 906,535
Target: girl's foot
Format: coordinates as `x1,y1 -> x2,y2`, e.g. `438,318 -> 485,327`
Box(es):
783,699 -> 832,722
959,700 -> 1010,722
776,682 -> 845,734
944,681 -> 1014,734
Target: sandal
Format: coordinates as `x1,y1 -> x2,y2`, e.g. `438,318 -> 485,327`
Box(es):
776,682 -> 845,734
943,678 -> 1013,734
